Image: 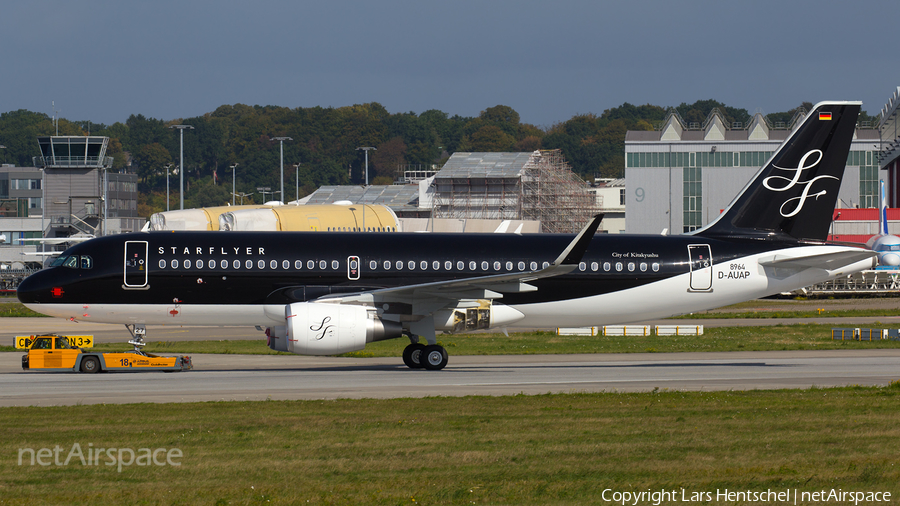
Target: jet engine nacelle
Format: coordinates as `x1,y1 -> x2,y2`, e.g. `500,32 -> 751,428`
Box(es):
284,302 -> 403,355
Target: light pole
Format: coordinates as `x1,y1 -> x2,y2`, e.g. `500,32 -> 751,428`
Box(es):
293,162 -> 302,203
270,137 -> 292,203
169,125 -> 194,209
230,163 -> 238,205
356,147 -> 376,185
164,163 -> 173,212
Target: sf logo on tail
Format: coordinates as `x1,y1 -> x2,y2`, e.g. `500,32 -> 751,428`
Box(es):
763,149 -> 837,218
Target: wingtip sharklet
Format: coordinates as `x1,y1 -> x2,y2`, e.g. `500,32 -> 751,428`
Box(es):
555,214 -> 604,266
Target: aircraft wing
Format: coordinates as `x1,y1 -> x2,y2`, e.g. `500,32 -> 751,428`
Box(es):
319,214 -> 603,311
19,237 -> 94,245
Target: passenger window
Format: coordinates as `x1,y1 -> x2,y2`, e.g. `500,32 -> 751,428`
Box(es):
233,260 -> 240,269
421,261 -> 428,270
185,259 -> 192,269
591,262 -> 599,271
518,261 -> 525,271
481,261 -> 488,270
530,261 -> 538,270
159,259 -> 167,269
220,259 -> 228,269
172,259 -> 180,269
579,262 -> 586,271
542,262 -> 550,269
208,260 -> 216,269
370,260 -> 377,270
295,260 -> 302,269
469,261 -> 477,270
318,260 -> 326,270
603,262 -> 611,272
196,259 -> 203,269
396,260 -> 403,270
331,260 -> 339,270
80,256 -> 93,269
307,260 -> 314,269
506,261 -> 514,271
444,261 -> 452,270
432,261 -> 440,270
456,261 -> 464,270
384,261 -> 391,270
246,260 -> 253,269
408,260 -> 415,270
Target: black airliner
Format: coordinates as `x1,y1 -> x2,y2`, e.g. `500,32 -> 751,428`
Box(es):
17,102 -> 876,370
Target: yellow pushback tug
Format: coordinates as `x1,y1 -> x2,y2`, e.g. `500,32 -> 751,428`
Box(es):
17,334 -> 192,373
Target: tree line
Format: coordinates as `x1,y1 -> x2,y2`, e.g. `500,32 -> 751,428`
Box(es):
0,100 -> 875,216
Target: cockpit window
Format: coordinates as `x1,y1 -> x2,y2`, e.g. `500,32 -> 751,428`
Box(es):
53,255 -> 92,269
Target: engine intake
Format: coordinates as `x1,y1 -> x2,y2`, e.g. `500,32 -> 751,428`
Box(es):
282,302 -> 402,355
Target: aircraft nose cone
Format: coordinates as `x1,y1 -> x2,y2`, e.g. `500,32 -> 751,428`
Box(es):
880,253 -> 900,267
16,270 -> 47,304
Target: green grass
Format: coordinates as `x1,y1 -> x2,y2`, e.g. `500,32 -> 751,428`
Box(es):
2,387 -> 900,504
0,302 -> 46,317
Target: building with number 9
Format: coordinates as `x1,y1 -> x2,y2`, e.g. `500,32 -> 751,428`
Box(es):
625,107 -> 879,235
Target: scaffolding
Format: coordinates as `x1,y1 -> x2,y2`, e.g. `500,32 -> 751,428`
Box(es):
431,150 -> 598,234
521,150 -> 599,233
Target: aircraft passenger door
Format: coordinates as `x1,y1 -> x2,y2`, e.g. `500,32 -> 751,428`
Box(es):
347,256 -> 360,280
124,241 -> 149,288
688,244 -> 713,292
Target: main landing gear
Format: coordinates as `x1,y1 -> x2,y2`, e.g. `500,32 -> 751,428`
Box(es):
402,333 -> 448,371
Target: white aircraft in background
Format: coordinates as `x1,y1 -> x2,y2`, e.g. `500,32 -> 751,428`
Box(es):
866,180 -> 900,267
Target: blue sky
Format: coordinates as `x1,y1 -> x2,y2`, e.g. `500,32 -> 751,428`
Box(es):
2,0 -> 896,128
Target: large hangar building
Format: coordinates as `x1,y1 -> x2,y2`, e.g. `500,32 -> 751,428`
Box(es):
625,108 -> 880,235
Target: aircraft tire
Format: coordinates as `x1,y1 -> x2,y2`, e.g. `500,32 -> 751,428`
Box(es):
80,356 -> 101,374
421,344 -> 448,371
402,343 -> 426,369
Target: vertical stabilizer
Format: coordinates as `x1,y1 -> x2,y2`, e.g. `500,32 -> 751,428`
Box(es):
695,101 -> 861,241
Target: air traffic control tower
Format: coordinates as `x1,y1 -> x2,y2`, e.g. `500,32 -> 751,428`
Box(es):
33,136 -> 140,238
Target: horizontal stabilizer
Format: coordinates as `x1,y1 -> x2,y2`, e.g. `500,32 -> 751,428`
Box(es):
759,249 -> 877,270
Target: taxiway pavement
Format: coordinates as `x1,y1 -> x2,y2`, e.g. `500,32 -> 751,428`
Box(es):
2,350 -> 898,407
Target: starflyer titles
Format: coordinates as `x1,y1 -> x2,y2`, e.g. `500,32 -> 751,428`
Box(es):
601,488 -> 892,505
